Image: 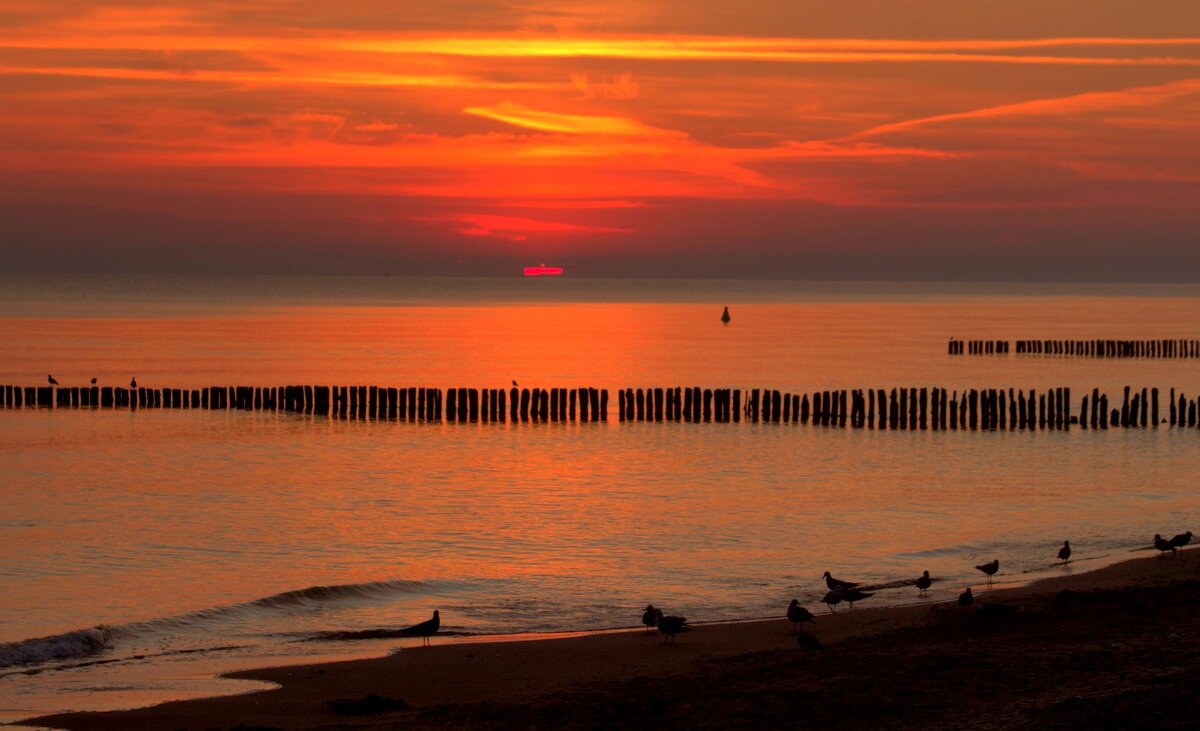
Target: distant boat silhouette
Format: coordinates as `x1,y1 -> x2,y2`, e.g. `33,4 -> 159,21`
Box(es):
721,306 -> 730,325
822,571 -> 859,591
524,263 -> 563,276
47,374 -> 59,385
1058,541 -> 1071,564
916,570 -> 932,597
642,604 -> 658,632
399,610 -> 440,646
1154,534 -> 1175,557
655,611 -> 689,643
975,559 -> 999,584
787,599 -> 815,630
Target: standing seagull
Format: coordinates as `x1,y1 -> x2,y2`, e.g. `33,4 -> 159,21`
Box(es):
721,306 -> 731,325
843,587 -> 873,610
399,610 -> 440,646
656,612 -> 689,643
958,588 -> 974,607
1154,534 -> 1176,557
787,599 -> 815,630
130,377 -> 137,389
1058,541 -> 1072,564
90,377 -> 97,385
916,571 -> 932,597
642,604 -> 659,632
975,559 -> 1000,584
822,571 -> 860,591
821,585 -> 845,613
1169,531 -> 1193,549
48,374 -> 59,385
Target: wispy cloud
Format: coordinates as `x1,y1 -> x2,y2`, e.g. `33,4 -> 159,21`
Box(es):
845,77 -> 1200,139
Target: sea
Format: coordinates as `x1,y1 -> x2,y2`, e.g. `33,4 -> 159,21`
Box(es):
1,274 -> 1198,724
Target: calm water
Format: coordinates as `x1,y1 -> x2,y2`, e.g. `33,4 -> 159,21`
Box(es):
2,275 -> 1199,723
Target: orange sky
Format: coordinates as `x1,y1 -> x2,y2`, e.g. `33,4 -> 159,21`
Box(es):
1,1 -> 1198,279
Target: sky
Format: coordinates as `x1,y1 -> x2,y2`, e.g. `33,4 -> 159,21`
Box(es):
1,1 -> 1198,280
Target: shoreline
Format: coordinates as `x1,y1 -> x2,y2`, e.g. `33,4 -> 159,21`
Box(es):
22,546 -> 1200,730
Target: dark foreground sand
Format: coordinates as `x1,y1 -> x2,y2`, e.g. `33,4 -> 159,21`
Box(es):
27,549 -> 1200,730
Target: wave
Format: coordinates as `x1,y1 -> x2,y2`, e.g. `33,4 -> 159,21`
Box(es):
1,578 -> 447,669
0,627 -> 111,668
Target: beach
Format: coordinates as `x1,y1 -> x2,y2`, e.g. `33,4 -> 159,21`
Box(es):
25,547 -> 1200,730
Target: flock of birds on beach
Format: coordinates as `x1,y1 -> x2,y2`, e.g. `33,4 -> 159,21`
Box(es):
393,531 -> 1193,652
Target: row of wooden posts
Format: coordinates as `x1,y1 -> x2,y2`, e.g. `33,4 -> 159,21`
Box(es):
3,384 -> 1200,430
950,338 -> 1200,358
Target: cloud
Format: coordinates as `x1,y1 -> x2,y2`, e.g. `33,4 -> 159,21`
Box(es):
846,77 -> 1200,139
433,213 -> 631,240
463,101 -> 680,136
570,72 -> 638,99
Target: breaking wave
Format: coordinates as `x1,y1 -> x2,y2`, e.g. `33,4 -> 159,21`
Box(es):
1,578 -> 444,669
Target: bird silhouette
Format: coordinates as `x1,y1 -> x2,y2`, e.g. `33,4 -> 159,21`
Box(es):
721,306 -> 731,325
90,377 -> 97,385
1169,531 -> 1193,549
795,627 -> 823,650
958,587 -> 974,607
787,599 -> 815,630
642,604 -> 659,632
843,587 -> 873,610
916,570 -> 932,597
399,610 -> 440,646
655,611 -> 689,643
822,571 -> 860,591
47,374 -> 59,386
1058,541 -> 1072,564
821,585 -> 845,613
1154,534 -> 1176,557
130,377 -> 137,389
975,559 -> 1000,584
512,380 -> 518,386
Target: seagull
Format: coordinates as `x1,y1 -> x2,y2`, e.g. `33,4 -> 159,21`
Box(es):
821,585 -> 845,613
795,627 -> 823,650
787,599 -> 815,630
512,380 -> 518,386
398,610 -> 440,646
843,587 -> 873,610
642,604 -> 659,632
958,588 -> 974,607
975,559 -> 1000,584
822,571 -> 860,591
1154,534 -> 1176,557
655,611 -> 689,643
130,377 -> 137,389
90,377 -> 97,385
1058,541 -> 1072,564
916,570 -> 932,597
48,374 -> 60,386
1169,531 -> 1193,549
721,306 -> 731,325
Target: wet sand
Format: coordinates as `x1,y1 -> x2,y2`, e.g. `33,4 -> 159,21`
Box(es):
27,547 -> 1200,730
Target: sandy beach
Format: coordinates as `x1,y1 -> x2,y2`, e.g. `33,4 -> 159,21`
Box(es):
23,547 -> 1200,730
